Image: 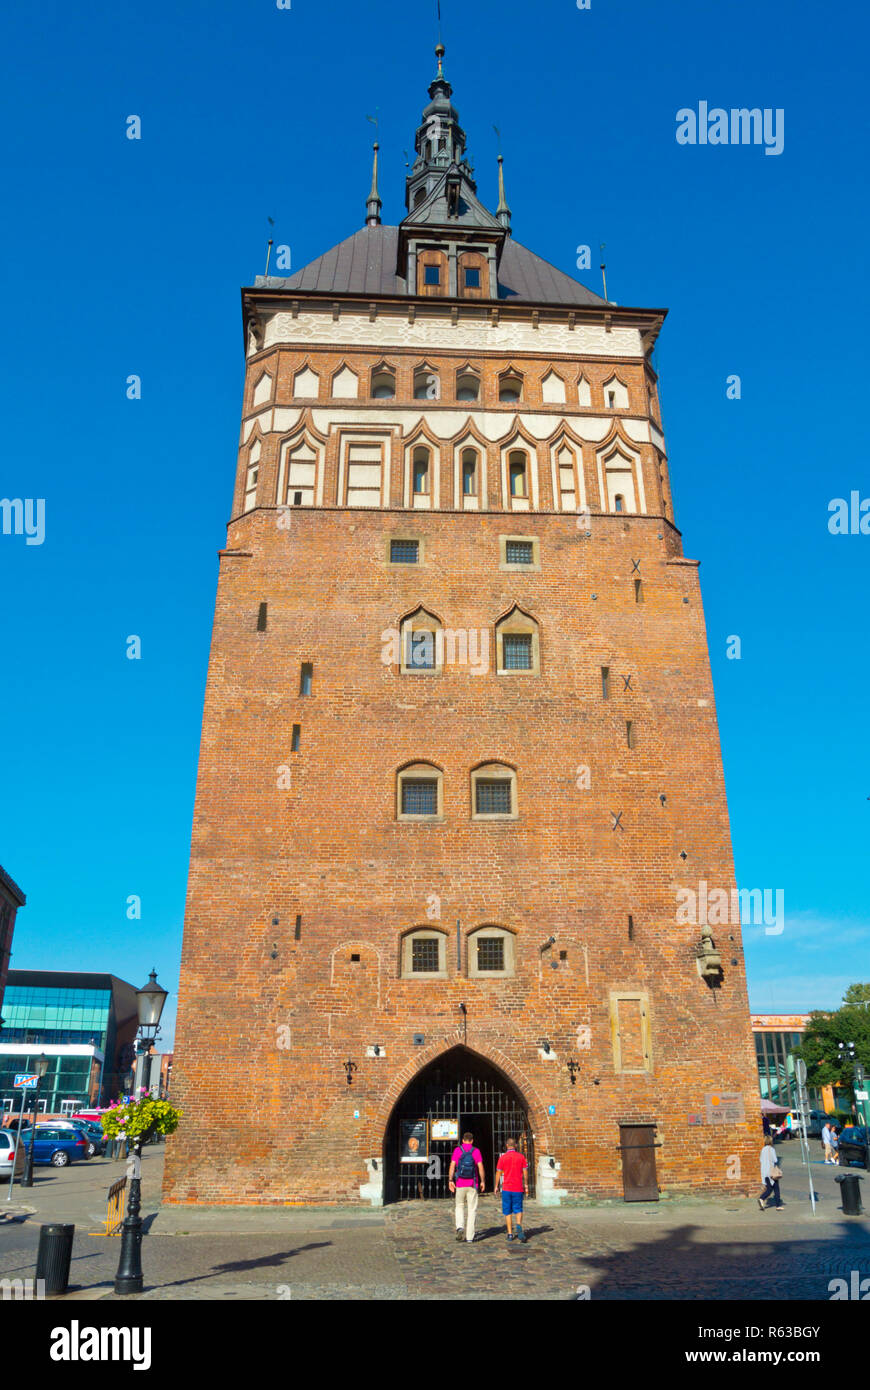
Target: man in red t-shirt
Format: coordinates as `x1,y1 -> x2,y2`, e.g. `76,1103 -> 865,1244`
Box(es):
495,1137 -> 529,1242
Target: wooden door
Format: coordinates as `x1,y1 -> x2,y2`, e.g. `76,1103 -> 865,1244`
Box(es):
619,1123 -> 660,1201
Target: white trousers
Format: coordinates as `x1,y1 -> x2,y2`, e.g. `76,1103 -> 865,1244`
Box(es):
454,1186 -> 479,1241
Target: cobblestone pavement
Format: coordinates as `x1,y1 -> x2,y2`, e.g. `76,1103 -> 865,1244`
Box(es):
2,1149 -> 868,1300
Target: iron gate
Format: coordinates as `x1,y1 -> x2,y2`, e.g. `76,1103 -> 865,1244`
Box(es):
385,1056 -> 534,1202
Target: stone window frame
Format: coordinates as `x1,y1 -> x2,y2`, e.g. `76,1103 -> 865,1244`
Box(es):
396,762 -> 445,822
399,608 -> 443,677
385,533 -> 426,566
499,534 -> 541,572
609,989 -> 653,1074
467,924 -> 516,979
400,926 -> 449,980
495,607 -> 541,677
470,761 -> 518,822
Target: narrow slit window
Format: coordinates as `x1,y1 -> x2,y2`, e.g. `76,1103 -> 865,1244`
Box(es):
257,602 -> 268,632
462,450 -> 477,495
291,724 -> 301,752
628,915 -> 635,941
412,450 -> 430,495
300,663 -> 313,695
634,579 -> 644,603
294,914 -> 302,940
626,720 -> 636,749
601,666 -> 610,699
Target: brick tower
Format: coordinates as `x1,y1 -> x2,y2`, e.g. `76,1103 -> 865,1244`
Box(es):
164,47 -> 760,1206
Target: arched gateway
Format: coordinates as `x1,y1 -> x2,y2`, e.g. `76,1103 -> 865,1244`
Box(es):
383,1046 -> 535,1203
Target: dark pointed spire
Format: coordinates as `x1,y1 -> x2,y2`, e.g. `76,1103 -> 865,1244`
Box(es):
496,154 -> 511,234
365,141 -> 382,227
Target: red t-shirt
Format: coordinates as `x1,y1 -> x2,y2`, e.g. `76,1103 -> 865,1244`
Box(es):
497,1150 -> 528,1193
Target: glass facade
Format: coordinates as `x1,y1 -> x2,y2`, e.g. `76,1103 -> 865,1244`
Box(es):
754,1028 -> 821,1110
1,985 -> 111,1047
0,1051 -> 101,1113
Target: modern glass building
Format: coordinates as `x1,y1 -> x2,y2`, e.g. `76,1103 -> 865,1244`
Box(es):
751,1014 -> 821,1109
0,971 -> 139,1112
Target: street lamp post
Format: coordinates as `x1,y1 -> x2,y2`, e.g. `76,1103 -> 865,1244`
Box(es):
114,970 -> 168,1297
21,1054 -> 50,1189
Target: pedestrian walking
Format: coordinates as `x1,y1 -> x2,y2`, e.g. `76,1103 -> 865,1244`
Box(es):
758,1135 -> 784,1211
495,1137 -> 529,1243
448,1131 -> 485,1243
822,1121 -> 835,1164
830,1125 -> 841,1165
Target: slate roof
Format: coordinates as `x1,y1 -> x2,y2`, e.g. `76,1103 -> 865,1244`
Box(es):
254,225 -> 606,308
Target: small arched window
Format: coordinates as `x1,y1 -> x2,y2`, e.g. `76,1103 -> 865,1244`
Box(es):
414,367 -> 439,401
461,448 -> 478,497
508,451 -> 528,499
456,371 -> 480,402
471,762 -> 518,821
400,608 -> 442,675
412,447 -> 430,496
495,607 -> 540,675
499,374 -> 523,404
401,927 -> 448,978
371,366 -> 396,399
397,763 -> 444,821
468,926 -> 516,978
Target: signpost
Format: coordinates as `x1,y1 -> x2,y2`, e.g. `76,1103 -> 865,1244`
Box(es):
794,1059 -> 816,1215
5,1078 -> 36,1203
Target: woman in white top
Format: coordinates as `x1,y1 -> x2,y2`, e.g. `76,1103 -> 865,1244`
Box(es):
759,1135 -> 784,1210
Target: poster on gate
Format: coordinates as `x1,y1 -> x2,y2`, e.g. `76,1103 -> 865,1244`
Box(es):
399,1118 -> 429,1161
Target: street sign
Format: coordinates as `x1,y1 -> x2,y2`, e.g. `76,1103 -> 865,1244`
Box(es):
795,1059 -> 807,1086
12,1074 -> 38,1089
856,1090 -> 869,1102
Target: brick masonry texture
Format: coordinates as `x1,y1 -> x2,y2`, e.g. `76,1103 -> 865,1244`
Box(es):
163,335 -> 761,1206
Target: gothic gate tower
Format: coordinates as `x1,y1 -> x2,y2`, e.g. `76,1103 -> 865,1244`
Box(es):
164,47 -> 760,1206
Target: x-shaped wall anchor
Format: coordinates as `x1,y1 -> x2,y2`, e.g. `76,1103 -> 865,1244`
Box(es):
622,674 -> 633,691
611,811 -> 624,831
631,559 -> 642,574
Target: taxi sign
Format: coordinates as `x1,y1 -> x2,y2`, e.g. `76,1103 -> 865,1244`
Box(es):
13,1074 -> 39,1088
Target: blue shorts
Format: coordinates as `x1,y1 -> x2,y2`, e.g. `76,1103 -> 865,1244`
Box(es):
501,1190 -> 524,1216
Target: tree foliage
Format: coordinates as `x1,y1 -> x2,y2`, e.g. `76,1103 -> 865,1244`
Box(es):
792,986 -> 870,1091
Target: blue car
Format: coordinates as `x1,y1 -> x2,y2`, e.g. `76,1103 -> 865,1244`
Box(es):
24,1125 -> 89,1167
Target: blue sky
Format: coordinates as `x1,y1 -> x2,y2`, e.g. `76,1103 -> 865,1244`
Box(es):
1,0 -> 867,1045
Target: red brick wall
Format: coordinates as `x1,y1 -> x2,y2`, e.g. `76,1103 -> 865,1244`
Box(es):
165,468 -> 761,1203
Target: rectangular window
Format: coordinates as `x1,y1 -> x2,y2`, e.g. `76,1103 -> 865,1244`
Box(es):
475,780 -> 511,815
411,937 -> 440,972
257,602 -> 268,632
601,666 -> 610,699
464,267 -> 481,288
424,265 -> 440,286
390,539 -> 419,564
462,459 -> 477,495
405,630 -> 436,670
477,937 -> 504,971
300,663 -> 313,696
502,633 -> 532,670
402,780 -> 437,816
413,460 -> 429,494
505,540 -> 533,565
291,724 -> 301,751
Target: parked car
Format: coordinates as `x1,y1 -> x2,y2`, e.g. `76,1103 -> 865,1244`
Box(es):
789,1110 -> 839,1140
21,1126 -> 89,1168
74,1121 -> 107,1157
837,1127 -> 869,1169
0,1129 -> 26,1180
